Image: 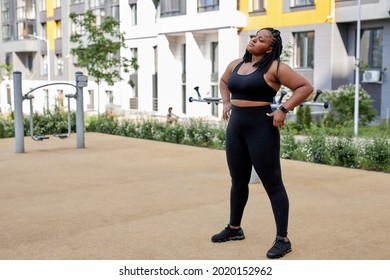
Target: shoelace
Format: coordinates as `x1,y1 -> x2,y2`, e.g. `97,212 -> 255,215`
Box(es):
272,239 -> 287,249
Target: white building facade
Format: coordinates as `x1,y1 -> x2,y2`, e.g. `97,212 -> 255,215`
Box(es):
122,0 -> 246,119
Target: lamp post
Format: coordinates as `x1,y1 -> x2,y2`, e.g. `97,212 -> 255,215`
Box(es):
354,0 -> 361,136
28,34 -> 50,82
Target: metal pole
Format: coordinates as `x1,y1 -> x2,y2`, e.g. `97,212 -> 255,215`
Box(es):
13,71 -> 24,153
75,71 -> 85,148
354,0 -> 361,136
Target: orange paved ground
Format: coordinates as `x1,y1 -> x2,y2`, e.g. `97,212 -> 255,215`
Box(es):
1,133 -> 389,260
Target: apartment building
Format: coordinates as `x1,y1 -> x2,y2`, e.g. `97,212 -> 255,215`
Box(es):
122,0 -> 246,118
0,0 -> 125,115
334,0 -> 390,119
241,0 -> 389,119
1,0 -> 389,120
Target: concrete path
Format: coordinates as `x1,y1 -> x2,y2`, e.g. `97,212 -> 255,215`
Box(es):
0,133 -> 389,260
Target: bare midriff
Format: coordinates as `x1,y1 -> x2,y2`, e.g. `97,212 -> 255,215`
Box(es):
231,99 -> 272,107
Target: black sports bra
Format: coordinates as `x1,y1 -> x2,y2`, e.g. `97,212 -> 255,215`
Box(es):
227,61 -> 277,102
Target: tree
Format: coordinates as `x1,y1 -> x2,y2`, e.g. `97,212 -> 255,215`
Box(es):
0,63 -> 12,114
69,10 -> 138,115
0,63 -> 12,83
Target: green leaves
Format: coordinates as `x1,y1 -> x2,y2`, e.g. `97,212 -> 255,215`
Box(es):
322,85 -> 377,127
69,10 -> 138,86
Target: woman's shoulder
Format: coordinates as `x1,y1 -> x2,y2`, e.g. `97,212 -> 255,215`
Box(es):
226,58 -> 244,72
229,58 -> 244,68
268,60 -> 293,73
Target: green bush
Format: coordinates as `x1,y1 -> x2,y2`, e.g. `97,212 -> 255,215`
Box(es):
86,113 -> 117,134
291,105 -> 313,132
23,106 -> 76,137
321,85 -> 377,127
183,118 -> 214,147
280,128 -> 298,159
360,137 -> 390,172
163,123 -> 186,144
2,108 -> 389,173
326,137 -> 360,168
0,116 -> 14,138
303,127 -> 327,164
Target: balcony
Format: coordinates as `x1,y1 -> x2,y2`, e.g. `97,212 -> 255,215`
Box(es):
16,6 -> 36,21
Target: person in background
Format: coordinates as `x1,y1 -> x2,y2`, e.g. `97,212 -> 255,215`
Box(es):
211,27 -> 313,259
166,107 -> 178,124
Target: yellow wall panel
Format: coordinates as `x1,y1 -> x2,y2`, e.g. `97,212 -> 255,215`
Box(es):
45,0 -> 55,50
46,0 -> 54,18
240,0 -> 334,31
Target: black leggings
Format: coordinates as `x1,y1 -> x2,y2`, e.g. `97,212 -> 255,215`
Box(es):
225,104 -> 289,237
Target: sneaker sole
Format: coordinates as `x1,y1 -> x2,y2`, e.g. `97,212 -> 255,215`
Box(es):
266,248 -> 292,259
211,235 -> 245,243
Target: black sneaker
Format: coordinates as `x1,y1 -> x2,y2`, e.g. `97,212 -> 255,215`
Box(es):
266,236 -> 292,259
211,224 -> 245,243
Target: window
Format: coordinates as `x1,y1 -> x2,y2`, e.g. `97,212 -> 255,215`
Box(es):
250,0 -> 265,12
88,90 -> 95,110
39,0 -> 46,11
211,86 -> 219,117
5,52 -> 12,66
71,15 -> 85,35
70,0 -> 84,4
131,48 -> 138,73
181,44 -> 186,74
290,0 -> 314,7
7,86 -> 12,108
53,0 -> 61,8
55,20 -> 61,38
56,90 -> 64,108
16,0 -> 36,20
90,0 -> 104,8
2,25 -> 11,41
106,90 -> 114,104
161,0 -> 186,17
360,28 -> 383,69
41,23 -> 47,38
211,42 -> 218,74
27,54 -> 33,73
17,21 -> 35,39
130,48 -> 138,110
198,0 -> 219,12
181,85 -> 186,114
293,31 -> 314,69
43,89 -> 49,111
108,0 -> 119,20
130,3 -> 137,25
56,54 -> 64,76
42,54 -> 48,76
1,0 -> 11,24
93,8 -> 105,26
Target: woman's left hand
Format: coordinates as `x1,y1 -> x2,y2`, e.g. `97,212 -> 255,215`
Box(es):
267,110 -> 286,128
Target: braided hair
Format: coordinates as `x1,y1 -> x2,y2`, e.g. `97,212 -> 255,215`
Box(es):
242,27 -> 283,73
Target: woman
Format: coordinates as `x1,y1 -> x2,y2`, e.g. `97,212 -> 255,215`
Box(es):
211,28 -> 313,259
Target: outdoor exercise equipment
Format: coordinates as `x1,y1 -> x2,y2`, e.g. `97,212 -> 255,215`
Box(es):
188,86 -> 222,104
24,86 -> 76,141
189,87 -> 329,109
13,71 -> 88,153
302,89 -> 329,109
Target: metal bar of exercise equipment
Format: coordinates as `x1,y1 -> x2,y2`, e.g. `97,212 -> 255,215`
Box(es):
189,86 -> 329,109
13,71 -> 88,153
25,91 -> 75,141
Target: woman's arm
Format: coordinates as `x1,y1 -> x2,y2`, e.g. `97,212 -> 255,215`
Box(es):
220,59 -> 241,120
267,62 -> 313,127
